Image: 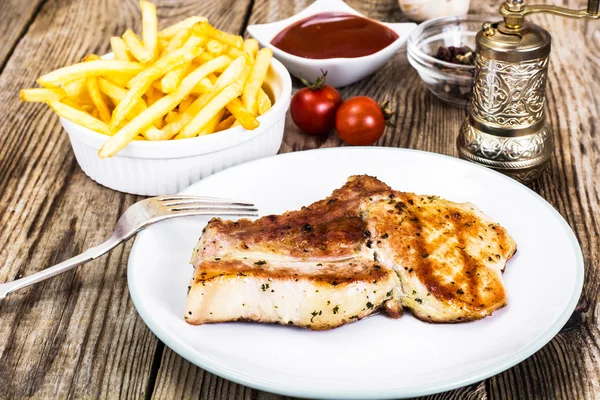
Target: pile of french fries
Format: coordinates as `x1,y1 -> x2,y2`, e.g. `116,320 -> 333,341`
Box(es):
20,1 -> 273,158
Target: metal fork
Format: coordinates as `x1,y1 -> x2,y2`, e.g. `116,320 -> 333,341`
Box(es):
0,195 -> 258,299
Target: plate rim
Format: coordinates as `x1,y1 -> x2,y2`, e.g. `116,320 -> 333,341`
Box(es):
128,146 -> 584,399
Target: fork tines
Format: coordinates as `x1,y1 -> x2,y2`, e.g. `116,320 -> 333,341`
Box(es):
155,195 -> 258,216
157,195 -> 254,207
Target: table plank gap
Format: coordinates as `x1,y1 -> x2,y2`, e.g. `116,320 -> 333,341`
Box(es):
0,0 -> 47,75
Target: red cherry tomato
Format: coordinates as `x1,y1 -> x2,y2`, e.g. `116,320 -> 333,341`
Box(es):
290,73 -> 343,135
335,96 -> 390,146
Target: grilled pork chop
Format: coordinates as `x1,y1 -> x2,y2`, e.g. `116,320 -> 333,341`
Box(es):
185,176 -> 516,329
363,192 -> 516,322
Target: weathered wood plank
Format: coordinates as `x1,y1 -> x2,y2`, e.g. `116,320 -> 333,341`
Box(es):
1,0 -> 598,399
0,0 -> 250,398
0,0 -> 45,73
488,2 -> 600,399
150,0 -> 600,399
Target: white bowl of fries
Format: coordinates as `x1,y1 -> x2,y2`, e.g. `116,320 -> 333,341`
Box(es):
21,2 -> 292,196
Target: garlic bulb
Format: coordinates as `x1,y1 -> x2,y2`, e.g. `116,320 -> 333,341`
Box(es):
398,0 -> 470,22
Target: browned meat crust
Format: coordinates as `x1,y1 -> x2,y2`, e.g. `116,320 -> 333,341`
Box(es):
188,175 -> 517,326
192,175 -> 392,262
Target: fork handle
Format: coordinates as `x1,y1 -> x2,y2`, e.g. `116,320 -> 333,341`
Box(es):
2,235 -> 122,297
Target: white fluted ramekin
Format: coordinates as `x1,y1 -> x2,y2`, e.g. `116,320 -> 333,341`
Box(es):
61,58 -> 291,196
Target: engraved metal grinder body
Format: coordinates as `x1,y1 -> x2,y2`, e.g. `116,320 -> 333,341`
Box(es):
457,0 -> 600,183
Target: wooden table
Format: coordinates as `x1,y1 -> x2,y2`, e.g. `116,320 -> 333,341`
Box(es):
1,0 -> 598,398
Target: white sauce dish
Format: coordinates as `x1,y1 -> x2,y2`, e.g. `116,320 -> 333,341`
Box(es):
247,0 -> 416,88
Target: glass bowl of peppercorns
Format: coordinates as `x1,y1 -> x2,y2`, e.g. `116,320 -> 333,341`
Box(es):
407,15 -> 488,107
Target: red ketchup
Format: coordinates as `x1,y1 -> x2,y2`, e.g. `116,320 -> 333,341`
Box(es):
270,12 -> 399,59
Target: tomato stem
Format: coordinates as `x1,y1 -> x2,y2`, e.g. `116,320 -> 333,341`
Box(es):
380,100 -> 396,128
300,70 -> 328,91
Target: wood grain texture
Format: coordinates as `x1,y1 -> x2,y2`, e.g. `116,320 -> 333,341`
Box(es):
153,0 -> 600,399
0,0 -> 46,73
0,0 -> 250,398
0,0 -> 598,399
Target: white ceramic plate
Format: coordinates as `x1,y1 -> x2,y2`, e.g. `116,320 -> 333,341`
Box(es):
128,147 -> 584,399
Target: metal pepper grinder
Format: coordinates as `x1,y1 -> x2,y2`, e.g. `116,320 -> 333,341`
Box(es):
457,0 -> 599,183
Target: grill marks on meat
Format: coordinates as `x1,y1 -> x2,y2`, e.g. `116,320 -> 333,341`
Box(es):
191,175 -> 391,263
186,175 -> 516,329
364,192 -> 516,322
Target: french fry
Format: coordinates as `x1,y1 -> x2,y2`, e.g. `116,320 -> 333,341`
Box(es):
152,79 -> 163,91
62,98 -> 84,111
197,109 -> 224,136
215,114 -> 235,132
81,104 -> 95,114
123,29 -> 153,63
153,117 -> 165,129
158,38 -> 169,53
111,37 -> 132,61
237,54 -> 253,85
242,47 -> 272,115
158,16 -> 207,40
48,101 -> 112,135
98,78 -> 144,111
82,54 -> 112,124
98,78 -> 165,132
98,78 -> 126,102
214,56 -> 247,88
243,38 -> 258,58
111,37 -> 204,130
195,52 -> 215,64
62,78 -> 90,103
20,88 -> 67,102
207,73 -> 218,84
128,35 -> 203,89
62,65 -> 97,105
191,72 -> 218,94
191,77 -> 213,94
163,57 -> 249,134
145,87 -> 165,128
140,0 -> 158,60
257,87 -> 272,115
165,110 -> 179,124
178,95 -> 195,113
226,97 -> 259,130
38,60 -> 144,87
101,72 -> 134,88
147,56 -> 232,139
82,54 -> 101,62
99,55 -> 232,157
206,39 -> 224,55
161,27 -> 191,56
227,46 -> 244,59
159,94 -> 210,139
145,85 -> 162,106
142,126 -> 165,141
160,57 -> 244,137
22,7 -> 277,157
178,83 -> 242,138
193,22 -> 243,49
86,78 -> 112,123
161,62 -> 191,93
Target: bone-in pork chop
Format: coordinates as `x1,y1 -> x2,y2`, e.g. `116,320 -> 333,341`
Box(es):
185,175 -> 516,329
